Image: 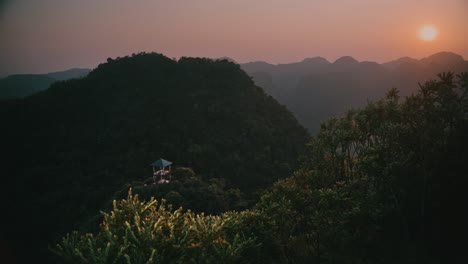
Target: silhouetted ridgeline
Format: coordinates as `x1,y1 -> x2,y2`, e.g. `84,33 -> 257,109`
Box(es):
0,74 -> 55,100
0,68 -> 90,100
4,52 -> 466,134
242,51 -> 468,133
0,53 -> 308,262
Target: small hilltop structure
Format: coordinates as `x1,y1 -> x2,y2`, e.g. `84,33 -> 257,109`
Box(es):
150,158 -> 173,184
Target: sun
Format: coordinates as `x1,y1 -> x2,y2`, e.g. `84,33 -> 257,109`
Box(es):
419,25 -> 438,41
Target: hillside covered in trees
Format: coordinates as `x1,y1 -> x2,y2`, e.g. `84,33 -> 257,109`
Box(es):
53,72 -> 466,263
0,53 -> 309,262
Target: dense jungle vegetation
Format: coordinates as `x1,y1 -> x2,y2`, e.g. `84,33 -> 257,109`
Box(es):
52,71 -> 467,263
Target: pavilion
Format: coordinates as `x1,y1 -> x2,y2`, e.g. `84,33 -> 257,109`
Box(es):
150,158 -> 172,184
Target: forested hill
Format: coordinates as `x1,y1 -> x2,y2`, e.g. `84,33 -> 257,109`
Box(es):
0,53 -> 309,262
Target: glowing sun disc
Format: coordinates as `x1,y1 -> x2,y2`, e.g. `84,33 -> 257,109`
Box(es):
419,25 -> 438,41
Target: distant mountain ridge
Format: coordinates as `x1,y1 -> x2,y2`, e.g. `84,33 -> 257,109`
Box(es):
240,51 -> 468,133
0,68 -> 91,100
46,68 -> 91,80
0,74 -> 55,100
2,52 -> 466,133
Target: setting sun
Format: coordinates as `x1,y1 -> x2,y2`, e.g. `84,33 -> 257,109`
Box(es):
419,25 -> 438,41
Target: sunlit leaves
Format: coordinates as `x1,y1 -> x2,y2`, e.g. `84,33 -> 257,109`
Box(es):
52,189 -> 266,263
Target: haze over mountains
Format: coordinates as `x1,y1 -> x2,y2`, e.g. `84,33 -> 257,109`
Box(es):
2,51 -> 466,134
0,68 -> 90,100
241,51 -> 468,133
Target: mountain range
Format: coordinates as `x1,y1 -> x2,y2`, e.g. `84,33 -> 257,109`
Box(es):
2,52 -> 467,133
241,51 -> 468,132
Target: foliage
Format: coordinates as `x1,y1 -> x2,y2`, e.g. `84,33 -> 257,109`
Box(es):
256,171 -> 384,263
114,167 -> 250,215
272,72 -> 468,263
51,189 -> 271,263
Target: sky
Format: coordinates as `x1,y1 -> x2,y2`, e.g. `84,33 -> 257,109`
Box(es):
1,0 -> 467,76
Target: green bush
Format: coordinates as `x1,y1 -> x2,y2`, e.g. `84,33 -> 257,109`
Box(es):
51,189 -> 268,263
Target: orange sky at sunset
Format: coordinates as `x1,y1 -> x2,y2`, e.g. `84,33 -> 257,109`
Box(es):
0,0 -> 467,76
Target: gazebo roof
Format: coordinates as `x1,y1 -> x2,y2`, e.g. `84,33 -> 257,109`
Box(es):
150,158 -> 172,167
